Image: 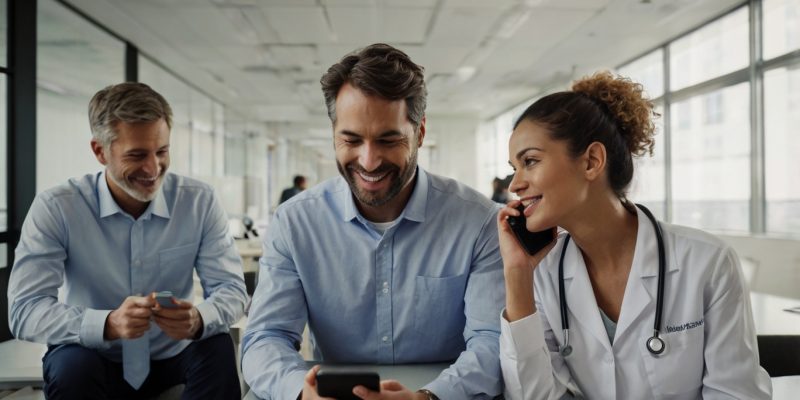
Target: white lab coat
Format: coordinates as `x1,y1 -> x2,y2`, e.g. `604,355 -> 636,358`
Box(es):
500,207 -> 772,399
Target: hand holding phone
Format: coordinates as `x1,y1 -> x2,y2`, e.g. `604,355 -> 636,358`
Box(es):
154,291 -> 178,309
316,369 -> 380,400
507,204 -> 556,255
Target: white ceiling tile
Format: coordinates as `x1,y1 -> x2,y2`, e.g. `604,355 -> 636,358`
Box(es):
327,7 -> 380,44
327,7 -> 432,44
380,8 -> 432,43
383,0 -> 437,6
68,0 -> 746,123
443,0 -> 518,8
427,6 -> 504,45
403,46 -> 472,74
256,0 -> 318,5
261,6 -> 336,44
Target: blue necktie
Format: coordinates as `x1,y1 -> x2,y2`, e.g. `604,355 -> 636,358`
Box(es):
122,333 -> 150,389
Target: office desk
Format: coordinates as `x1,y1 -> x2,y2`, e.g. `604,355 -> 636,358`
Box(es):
0,340 -> 46,390
235,239 -> 262,274
772,375 -> 800,400
243,363 -> 449,400
750,292 -> 800,335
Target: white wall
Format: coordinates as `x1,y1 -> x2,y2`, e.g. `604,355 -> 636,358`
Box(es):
423,115 -> 482,191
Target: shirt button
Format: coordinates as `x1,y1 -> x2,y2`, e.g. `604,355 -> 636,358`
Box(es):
604,354 -> 613,364
382,282 -> 388,287
382,288 -> 389,294
382,336 -> 389,342
134,260 -> 141,266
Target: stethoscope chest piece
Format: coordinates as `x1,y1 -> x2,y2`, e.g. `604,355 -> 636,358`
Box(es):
560,344 -> 573,357
646,335 -> 666,355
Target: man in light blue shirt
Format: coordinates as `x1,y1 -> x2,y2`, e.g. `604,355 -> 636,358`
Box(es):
242,44 -> 505,400
8,83 -> 247,399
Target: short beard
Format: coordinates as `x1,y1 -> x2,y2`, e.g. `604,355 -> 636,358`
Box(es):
337,146 -> 418,208
107,168 -> 161,203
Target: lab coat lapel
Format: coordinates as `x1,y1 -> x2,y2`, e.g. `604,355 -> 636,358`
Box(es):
564,242 -> 614,353
615,207 -> 661,342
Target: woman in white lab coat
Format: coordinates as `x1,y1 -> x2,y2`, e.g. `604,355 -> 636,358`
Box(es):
497,71 -> 772,399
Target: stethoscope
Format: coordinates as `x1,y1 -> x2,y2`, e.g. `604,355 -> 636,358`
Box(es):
557,203 -> 667,357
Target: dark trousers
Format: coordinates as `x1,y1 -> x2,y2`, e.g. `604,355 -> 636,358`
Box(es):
42,333 -> 241,400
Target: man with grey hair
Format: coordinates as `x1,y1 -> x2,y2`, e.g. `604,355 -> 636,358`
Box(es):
8,82 -> 247,399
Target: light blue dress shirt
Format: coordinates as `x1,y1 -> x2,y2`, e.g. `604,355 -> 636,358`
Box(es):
8,171 -> 248,361
242,168 -> 505,400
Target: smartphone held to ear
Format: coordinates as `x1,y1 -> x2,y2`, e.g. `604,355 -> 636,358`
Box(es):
316,370 -> 380,400
507,205 -> 556,255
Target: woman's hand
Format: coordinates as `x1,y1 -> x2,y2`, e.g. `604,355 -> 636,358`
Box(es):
497,200 -> 557,271
497,200 -> 558,321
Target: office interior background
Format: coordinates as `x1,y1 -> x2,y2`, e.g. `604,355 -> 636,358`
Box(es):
1,0 -> 800,344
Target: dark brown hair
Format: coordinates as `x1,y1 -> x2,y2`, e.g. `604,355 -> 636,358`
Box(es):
514,71 -> 657,199
320,43 -> 427,129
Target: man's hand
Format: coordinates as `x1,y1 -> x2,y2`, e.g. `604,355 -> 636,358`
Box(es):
300,365 -> 335,400
151,294 -> 203,340
353,381 -> 427,400
104,295 -> 155,340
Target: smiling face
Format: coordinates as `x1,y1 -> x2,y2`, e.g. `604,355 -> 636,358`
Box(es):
333,82 -> 424,221
508,119 -> 589,232
92,118 -> 170,215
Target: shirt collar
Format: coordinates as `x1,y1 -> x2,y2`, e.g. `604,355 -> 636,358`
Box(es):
97,170 -> 170,220
340,167 -> 429,224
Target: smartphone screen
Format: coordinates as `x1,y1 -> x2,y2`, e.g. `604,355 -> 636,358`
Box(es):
507,205 -> 556,255
316,370 -> 380,400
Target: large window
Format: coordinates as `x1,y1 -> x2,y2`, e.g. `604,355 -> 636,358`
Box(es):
618,49 -> 664,99
671,83 -> 750,231
764,65 -> 800,234
669,7 -> 749,91
763,0 -> 800,60
445,0 -> 798,237
37,0 -> 125,191
628,104 -> 666,219
617,51 -> 666,219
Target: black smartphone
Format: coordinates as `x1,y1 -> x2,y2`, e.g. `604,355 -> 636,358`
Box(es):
316,370 -> 380,400
507,205 -> 556,255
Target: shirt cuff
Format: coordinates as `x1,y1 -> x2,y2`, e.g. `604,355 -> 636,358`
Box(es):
281,369 -> 306,400
80,309 -> 113,349
500,308 -> 546,360
423,379 -> 455,400
195,301 -> 225,340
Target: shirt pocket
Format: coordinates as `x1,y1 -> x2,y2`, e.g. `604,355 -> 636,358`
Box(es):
157,243 -> 199,288
413,273 -> 468,350
640,327 -> 704,399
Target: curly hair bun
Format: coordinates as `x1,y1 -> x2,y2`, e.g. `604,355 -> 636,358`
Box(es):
571,71 -> 657,157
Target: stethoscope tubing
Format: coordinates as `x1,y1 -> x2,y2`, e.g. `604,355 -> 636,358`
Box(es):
557,203 -> 666,356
